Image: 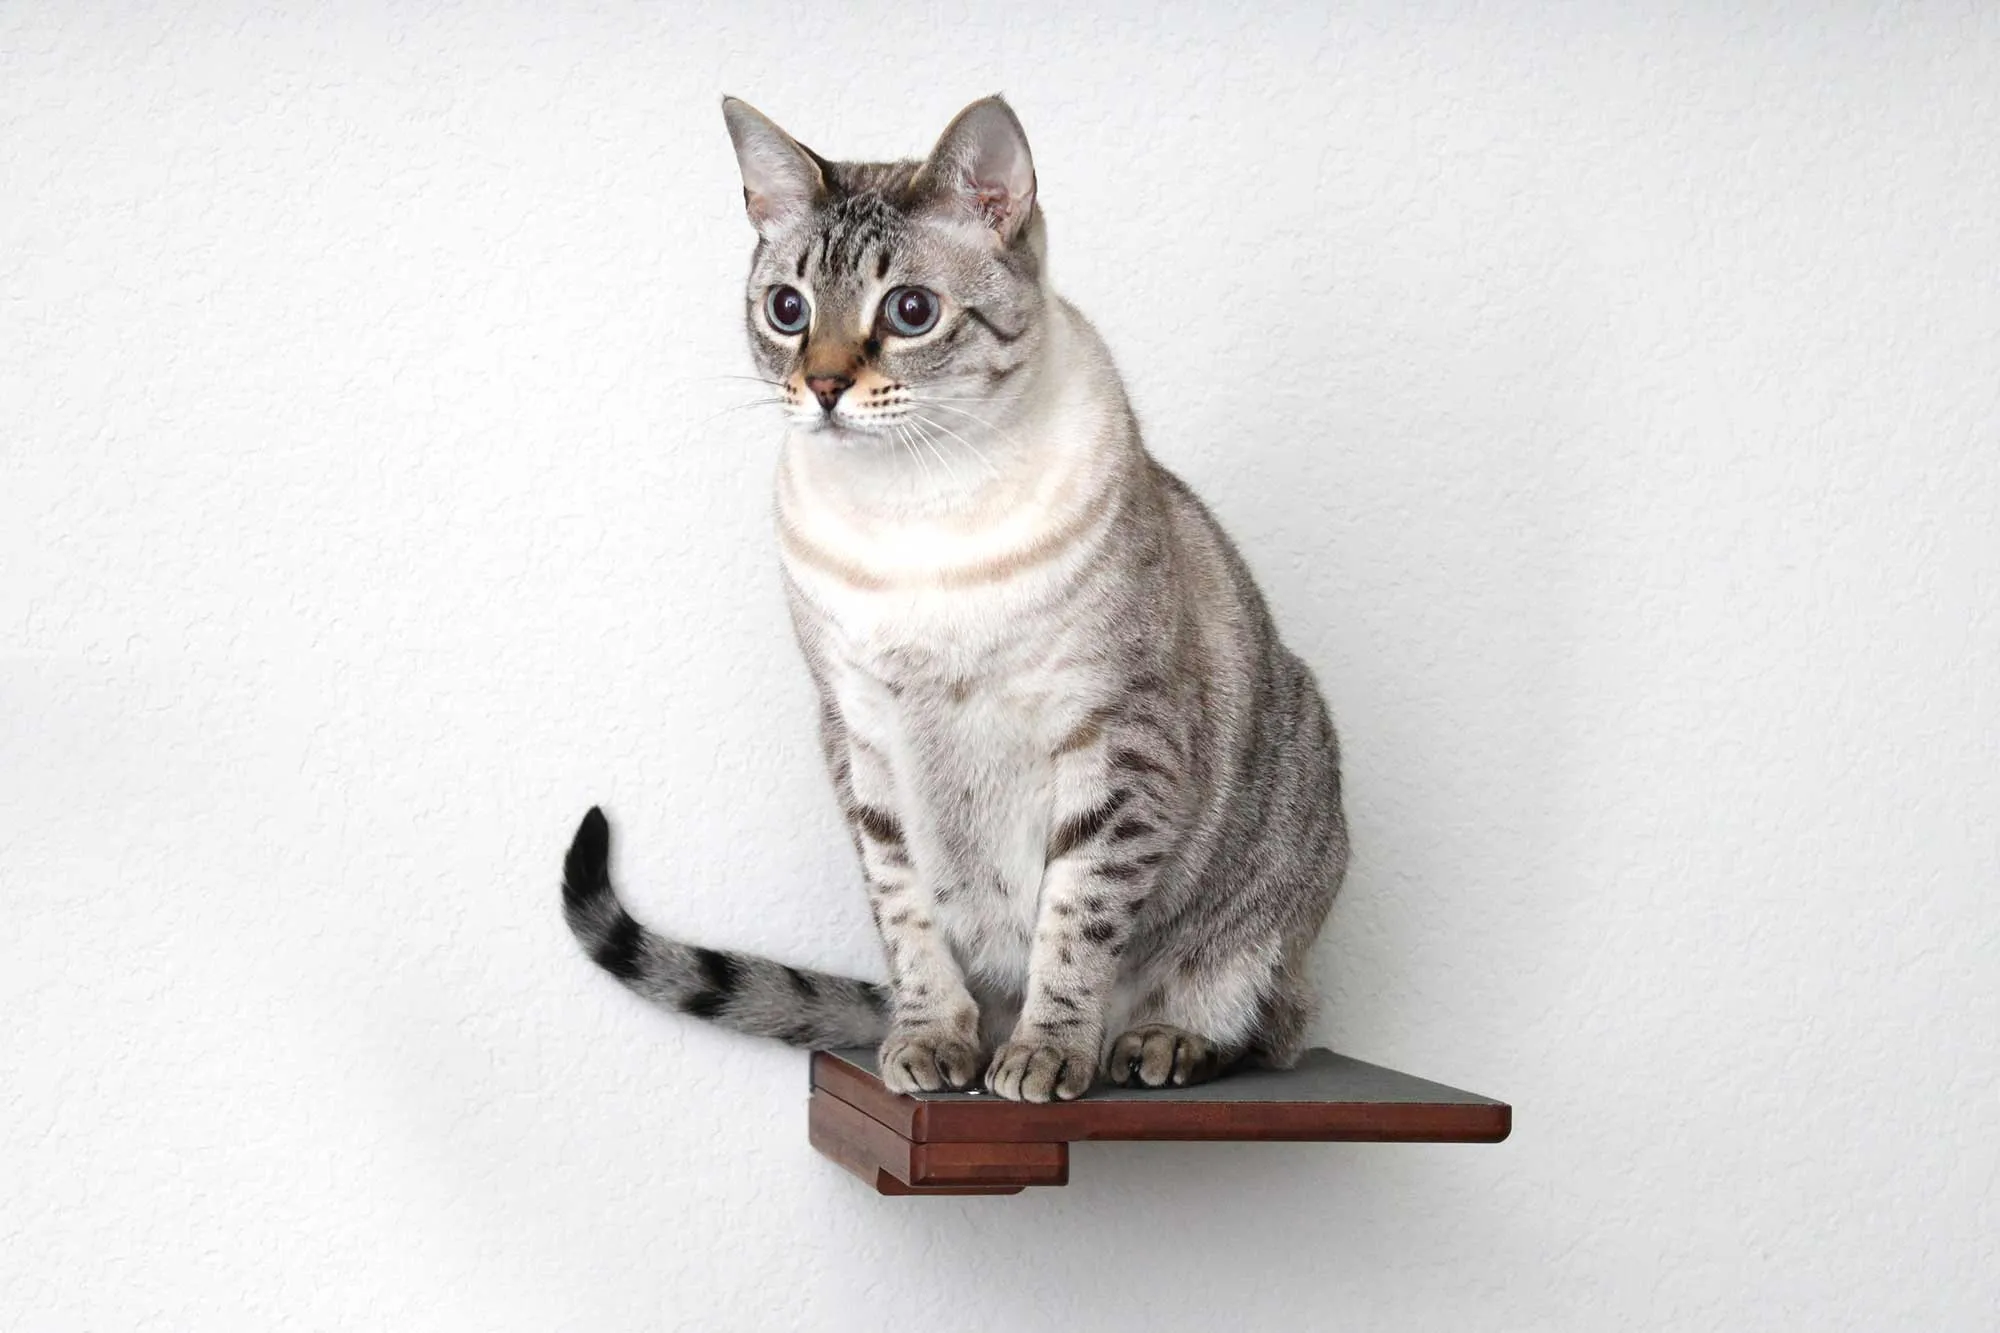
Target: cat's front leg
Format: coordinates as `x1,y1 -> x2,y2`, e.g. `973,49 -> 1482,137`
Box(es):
842,763 -> 983,1094
987,774 -> 1176,1102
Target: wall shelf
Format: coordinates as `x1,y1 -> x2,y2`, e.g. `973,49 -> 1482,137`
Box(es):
809,1048 -> 1511,1195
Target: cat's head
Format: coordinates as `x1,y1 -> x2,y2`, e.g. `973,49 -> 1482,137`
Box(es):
722,95 -> 1046,442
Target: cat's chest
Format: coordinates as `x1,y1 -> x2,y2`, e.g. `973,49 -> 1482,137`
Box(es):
832,642 -> 1072,801
833,639 -> 1070,862
857,670 -> 1064,988
775,436 -> 1108,682
801,564 -> 1057,689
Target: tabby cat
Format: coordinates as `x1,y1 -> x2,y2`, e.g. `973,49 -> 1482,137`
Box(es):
563,95 -> 1348,1102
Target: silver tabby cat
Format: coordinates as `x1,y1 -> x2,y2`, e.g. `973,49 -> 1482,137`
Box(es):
563,95 -> 1348,1102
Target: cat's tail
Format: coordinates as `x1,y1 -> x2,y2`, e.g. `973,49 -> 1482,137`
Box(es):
561,807 -> 890,1048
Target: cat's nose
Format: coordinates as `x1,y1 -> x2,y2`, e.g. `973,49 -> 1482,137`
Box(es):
805,374 -> 853,413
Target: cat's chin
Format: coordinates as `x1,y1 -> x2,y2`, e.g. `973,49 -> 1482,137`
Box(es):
801,419 -> 894,446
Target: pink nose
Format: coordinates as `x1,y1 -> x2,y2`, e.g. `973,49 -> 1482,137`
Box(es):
806,374 -> 852,412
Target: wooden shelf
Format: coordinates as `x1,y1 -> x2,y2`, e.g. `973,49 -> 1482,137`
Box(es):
809,1047 -> 1510,1195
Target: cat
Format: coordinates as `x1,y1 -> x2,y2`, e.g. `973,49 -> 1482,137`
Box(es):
562,94 -> 1348,1102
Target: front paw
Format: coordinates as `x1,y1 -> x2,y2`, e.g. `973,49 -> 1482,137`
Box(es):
985,1031 -> 1098,1103
878,1027 -> 984,1094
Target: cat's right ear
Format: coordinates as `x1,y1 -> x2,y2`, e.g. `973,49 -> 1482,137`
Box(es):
721,96 -> 826,232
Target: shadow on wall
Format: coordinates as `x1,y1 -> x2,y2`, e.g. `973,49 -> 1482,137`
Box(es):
826,1135 -> 1529,1324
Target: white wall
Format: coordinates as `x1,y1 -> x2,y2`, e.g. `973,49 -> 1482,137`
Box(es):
5,3 -> 1996,1328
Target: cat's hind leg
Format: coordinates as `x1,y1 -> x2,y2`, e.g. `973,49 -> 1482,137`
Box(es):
1101,957 -> 1269,1089
1102,1023 -> 1234,1088
1103,932 -> 1322,1088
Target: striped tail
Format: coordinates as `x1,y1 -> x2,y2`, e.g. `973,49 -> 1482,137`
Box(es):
561,807 -> 890,1048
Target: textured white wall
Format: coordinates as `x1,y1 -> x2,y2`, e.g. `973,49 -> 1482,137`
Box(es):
5,2 -> 1997,1328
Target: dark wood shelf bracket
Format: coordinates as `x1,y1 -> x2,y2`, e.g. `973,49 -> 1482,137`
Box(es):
809,1047 -> 1511,1195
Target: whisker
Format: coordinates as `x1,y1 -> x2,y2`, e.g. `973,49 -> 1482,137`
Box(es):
913,399 -> 1001,422
909,418 -> 957,485
895,423 -> 937,489
911,394 -> 1025,406
705,373 -> 790,389
694,397 -> 787,428
911,399 -> 1024,457
911,412 -> 1001,480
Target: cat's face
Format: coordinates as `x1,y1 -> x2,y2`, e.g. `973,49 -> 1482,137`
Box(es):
723,97 -> 1046,444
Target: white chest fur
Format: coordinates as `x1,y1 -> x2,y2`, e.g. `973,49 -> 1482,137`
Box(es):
774,388 -> 1125,995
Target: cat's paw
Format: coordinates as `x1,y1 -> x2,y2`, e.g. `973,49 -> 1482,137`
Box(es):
878,1027 -> 984,1094
985,1032 -> 1097,1103
1103,1024 -> 1224,1088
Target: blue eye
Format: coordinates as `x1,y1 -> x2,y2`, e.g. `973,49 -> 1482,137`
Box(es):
765,285 -> 809,335
881,286 -> 939,336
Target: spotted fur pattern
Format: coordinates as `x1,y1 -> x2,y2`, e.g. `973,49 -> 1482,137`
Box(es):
562,95 -> 1347,1102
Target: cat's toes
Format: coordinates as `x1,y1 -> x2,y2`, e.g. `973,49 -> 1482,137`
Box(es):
878,1029 -> 983,1094
985,1034 -> 1096,1103
1104,1024 -> 1224,1088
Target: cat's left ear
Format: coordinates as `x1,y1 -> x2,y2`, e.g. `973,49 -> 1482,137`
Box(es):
915,95 -> 1037,246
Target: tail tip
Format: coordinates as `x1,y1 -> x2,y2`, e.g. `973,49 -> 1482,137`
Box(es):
577,803 -> 608,845
563,806 -> 611,905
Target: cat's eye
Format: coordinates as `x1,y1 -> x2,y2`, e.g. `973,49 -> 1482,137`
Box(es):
765,285 -> 810,335
880,286 -> 940,337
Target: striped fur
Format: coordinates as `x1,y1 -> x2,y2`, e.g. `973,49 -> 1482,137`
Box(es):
562,96 -> 1348,1101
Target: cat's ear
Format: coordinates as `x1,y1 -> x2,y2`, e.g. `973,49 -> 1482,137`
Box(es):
915,95 -> 1037,246
721,96 -> 827,231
